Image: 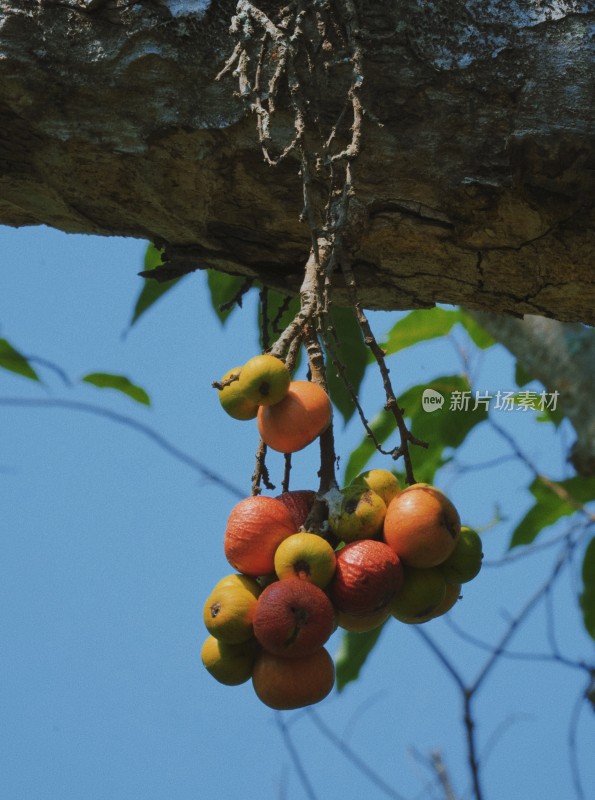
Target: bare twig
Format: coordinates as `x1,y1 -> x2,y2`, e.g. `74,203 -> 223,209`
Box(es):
0,397 -> 245,498
275,713 -> 320,800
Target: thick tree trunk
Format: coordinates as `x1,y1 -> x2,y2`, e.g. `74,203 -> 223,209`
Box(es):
0,1 -> 593,323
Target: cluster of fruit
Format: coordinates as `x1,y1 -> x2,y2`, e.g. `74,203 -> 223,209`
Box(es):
216,354 -> 332,453
200,471 -> 483,711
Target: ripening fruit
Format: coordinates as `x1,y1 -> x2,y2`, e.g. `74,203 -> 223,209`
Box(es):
257,380 -> 332,453
223,495 -> 297,577
238,354 -> 291,406
389,566 -> 447,624
383,483 -> 461,568
328,486 -> 387,542
253,578 -> 335,658
217,367 -> 259,420
252,647 -> 335,709
350,469 -> 401,506
203,573 -> 262,644
275,489 -> 316,530
201,635 -> 259,686
429,582 -> 462,618
336,606 -> 391,633
439,526 -> 483,584
274,532 -> 337,588
328,539 -> 404,617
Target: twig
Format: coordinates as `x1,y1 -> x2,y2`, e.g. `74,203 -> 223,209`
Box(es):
306,708 -> 410,800
275,713 -> 320,800
0,397 -> 245,498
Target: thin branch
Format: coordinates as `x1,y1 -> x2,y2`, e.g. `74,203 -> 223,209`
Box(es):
568,685 -> 588,800
414,628 -> 482,800
306,707 -> 410,800
275,713 -> 320,800
0,397 -> 245,498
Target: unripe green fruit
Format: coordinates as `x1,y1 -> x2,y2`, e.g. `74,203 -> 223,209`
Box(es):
217,367 -> 259,420
389,566 -> 447,624
238,354 -> 291,406
439,526 -> 483,584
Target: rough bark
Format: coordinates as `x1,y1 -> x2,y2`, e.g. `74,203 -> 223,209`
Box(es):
0,0 -> 593,323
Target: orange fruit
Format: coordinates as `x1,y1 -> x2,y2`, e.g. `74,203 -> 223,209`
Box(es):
257,380 -> 332,453
224,495 -> 297,577
252,647 -> 335,709
383,483 -> 461,568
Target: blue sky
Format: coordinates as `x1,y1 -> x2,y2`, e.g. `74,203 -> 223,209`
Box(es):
1,225 -> 593,800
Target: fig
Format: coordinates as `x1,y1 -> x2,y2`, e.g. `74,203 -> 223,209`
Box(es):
253,578 -> 335,658
328,539 -> 403,616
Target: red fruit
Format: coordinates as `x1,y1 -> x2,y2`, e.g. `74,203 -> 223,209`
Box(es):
224,495 -> 297,577
275,489 -> 316,531
253,578 -> 335,658
328,539 -> 404,616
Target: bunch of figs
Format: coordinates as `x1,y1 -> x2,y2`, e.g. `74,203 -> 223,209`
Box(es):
215,353 -> 332,453
201,477 -> 482,709
203,354 -> 482,710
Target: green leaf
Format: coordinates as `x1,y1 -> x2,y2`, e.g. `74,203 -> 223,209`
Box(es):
514,360 -> 533,388
344,375 -> 488,486
380,308 -> 460,356
456,310 -> 496,350
334,624 -> 386,691
325,307 -> 368,425
509,476 -> 595,549
536,402 -> 565,428
207,269 -> 252,325
130,244 -> 184,327
580,537 -> 595,641
0,338 -> 40,381
82,373 -> 151,406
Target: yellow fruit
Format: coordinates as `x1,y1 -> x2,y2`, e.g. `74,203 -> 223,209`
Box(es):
328,486 -> 387,542
238,354 -> 291,406
217,367 -> 259,420
201,635 -> 259,686
350,469 -> 401,506
274,532 -> 337,588
203,573 -> 262,644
